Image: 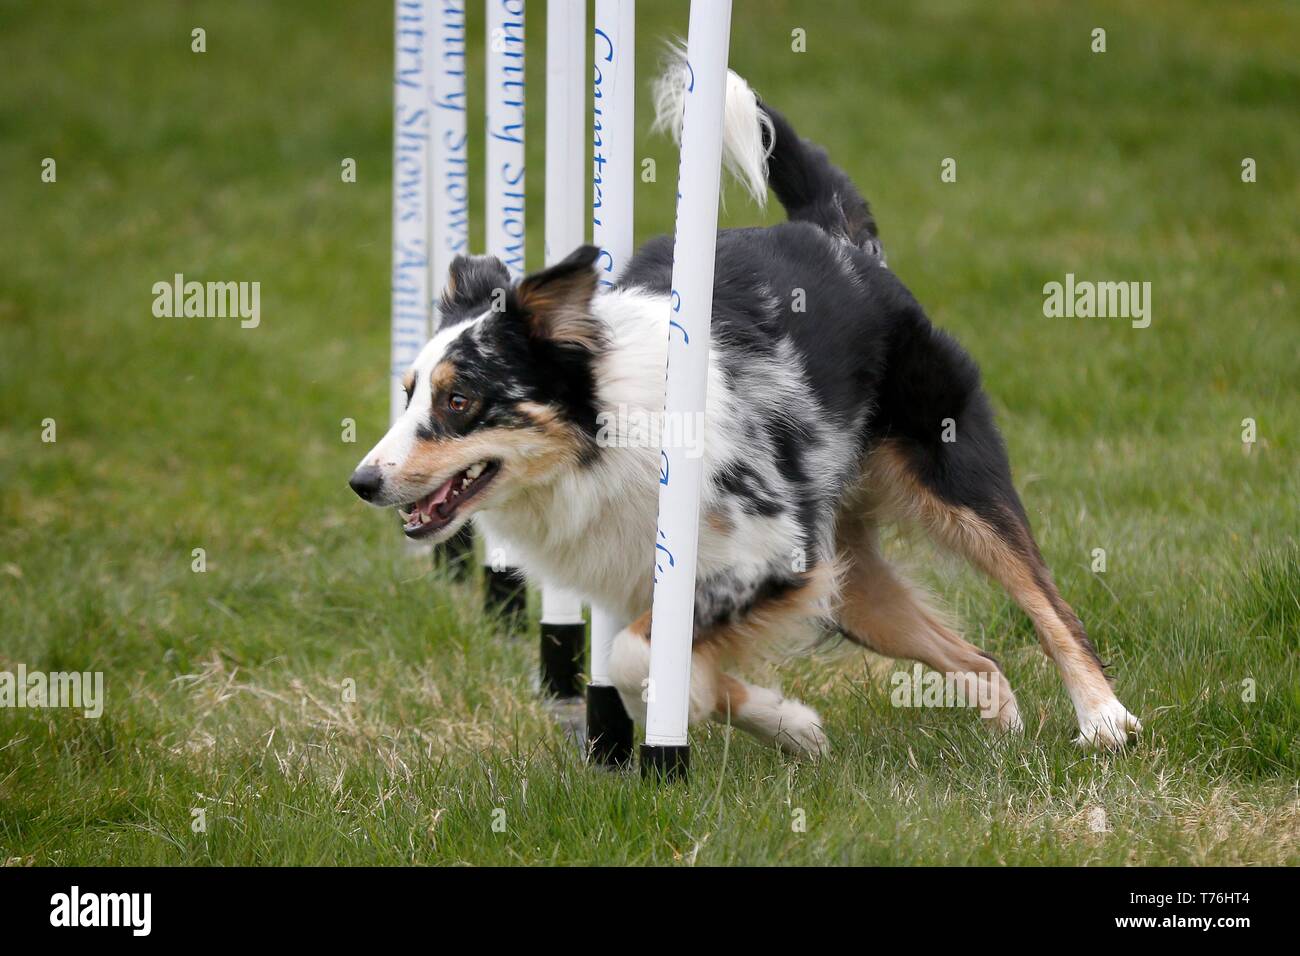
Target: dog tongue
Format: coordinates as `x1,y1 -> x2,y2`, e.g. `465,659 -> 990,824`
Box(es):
422,475 -> 457,514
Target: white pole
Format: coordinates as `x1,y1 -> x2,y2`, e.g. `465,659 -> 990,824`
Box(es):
544,0 -> 587,266
425,3 -> 475,571
429,1 -> 470,305
391,0 -> 434,425
588,0 -> 635,714
588,606 -> 621,685
539,0 -> 588,700
641,0 -> 732,778
482,0 -> 527,614
539,585 -> 586,697
485,0 -> 527,281
542,587 -> 586,624
591,0 -> 636,292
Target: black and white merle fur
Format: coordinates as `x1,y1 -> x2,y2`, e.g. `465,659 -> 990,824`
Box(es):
351,60 -> 1141,755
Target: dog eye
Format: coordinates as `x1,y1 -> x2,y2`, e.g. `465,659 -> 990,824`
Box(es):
448,393 -> 470,413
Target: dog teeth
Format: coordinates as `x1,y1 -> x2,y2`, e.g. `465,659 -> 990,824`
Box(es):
400,463 -> 489,529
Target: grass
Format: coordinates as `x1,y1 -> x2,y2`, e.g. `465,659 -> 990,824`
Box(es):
0,0 -> 1297,865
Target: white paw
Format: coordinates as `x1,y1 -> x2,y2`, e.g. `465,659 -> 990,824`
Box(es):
608,628 -> 650,724
1075,699 -> 1141,749
772,700 -> 830,759
614,686 -> 647,725
983,693 -> 1024,733
994,706 -> 1024,734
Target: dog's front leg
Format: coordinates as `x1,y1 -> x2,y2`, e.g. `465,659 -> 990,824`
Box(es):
606,609 -> 828,758
607,611 -> 719,727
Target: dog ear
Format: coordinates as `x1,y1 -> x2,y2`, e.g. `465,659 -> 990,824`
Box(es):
438,255 -> 511,327
514,245 -> 605,351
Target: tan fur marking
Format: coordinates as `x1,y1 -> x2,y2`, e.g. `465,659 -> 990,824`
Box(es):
401,420 -> 580,490
706,510 -> 733,535
429,361 -> 456,395
835,523 -> 1021,729
516,269 -> 604,351
538,306 -> 606,352
515,401 -> 563,431
714,673 -> 750,717
694,562 -> 838,668
629,609 -> 652,640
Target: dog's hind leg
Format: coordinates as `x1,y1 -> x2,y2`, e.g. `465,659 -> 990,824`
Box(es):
835,521 -> 1023,732
868,436 -> 1140,748
870,313 -> 1139,747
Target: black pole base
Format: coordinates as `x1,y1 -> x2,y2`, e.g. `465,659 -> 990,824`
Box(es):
435,525 -> 475,581
539,621 -> 585,699
585,684 -> 634,767
640,743 -> 690,782
484,567 -> 527,629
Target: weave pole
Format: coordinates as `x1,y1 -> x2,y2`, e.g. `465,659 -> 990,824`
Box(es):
537,0 -> 589,701
428,0 -> 476,576
390,0 -> 433,426
483,0 -> 528,625
429,1 -> 469,323
586,0 -> 637,766
640,0 -> 732,782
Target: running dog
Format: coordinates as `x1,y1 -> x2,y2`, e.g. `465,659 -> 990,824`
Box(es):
349,59 -> 1141,755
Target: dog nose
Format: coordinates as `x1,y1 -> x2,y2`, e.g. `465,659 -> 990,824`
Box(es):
348,465 -> 384,502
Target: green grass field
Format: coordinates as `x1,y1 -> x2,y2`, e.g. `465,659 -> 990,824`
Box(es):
1,0 -> 1296,865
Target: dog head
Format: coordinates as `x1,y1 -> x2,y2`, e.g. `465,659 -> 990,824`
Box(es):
349,246 -> 606,542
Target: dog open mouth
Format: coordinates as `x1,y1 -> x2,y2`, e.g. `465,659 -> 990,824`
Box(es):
398,460 -> 500,538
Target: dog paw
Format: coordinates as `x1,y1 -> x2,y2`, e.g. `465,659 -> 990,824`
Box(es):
773,700 -> 830,759
985,696 -> 1024,734
1075,699 -> 1141,749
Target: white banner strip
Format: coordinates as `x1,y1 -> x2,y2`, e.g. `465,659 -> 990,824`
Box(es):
429,1 -> 470,308
545,0 -> 587,266
485,0 -> 527,281
390,0 -> 434,424
592,0 -> 635,289
540,0 -> 587,623
482,0 -> 527,568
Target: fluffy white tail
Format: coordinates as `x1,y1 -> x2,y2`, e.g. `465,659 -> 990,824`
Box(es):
651,44 -> 773,208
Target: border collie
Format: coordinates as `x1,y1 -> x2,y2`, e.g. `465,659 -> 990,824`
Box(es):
350,59 -> 1141,756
